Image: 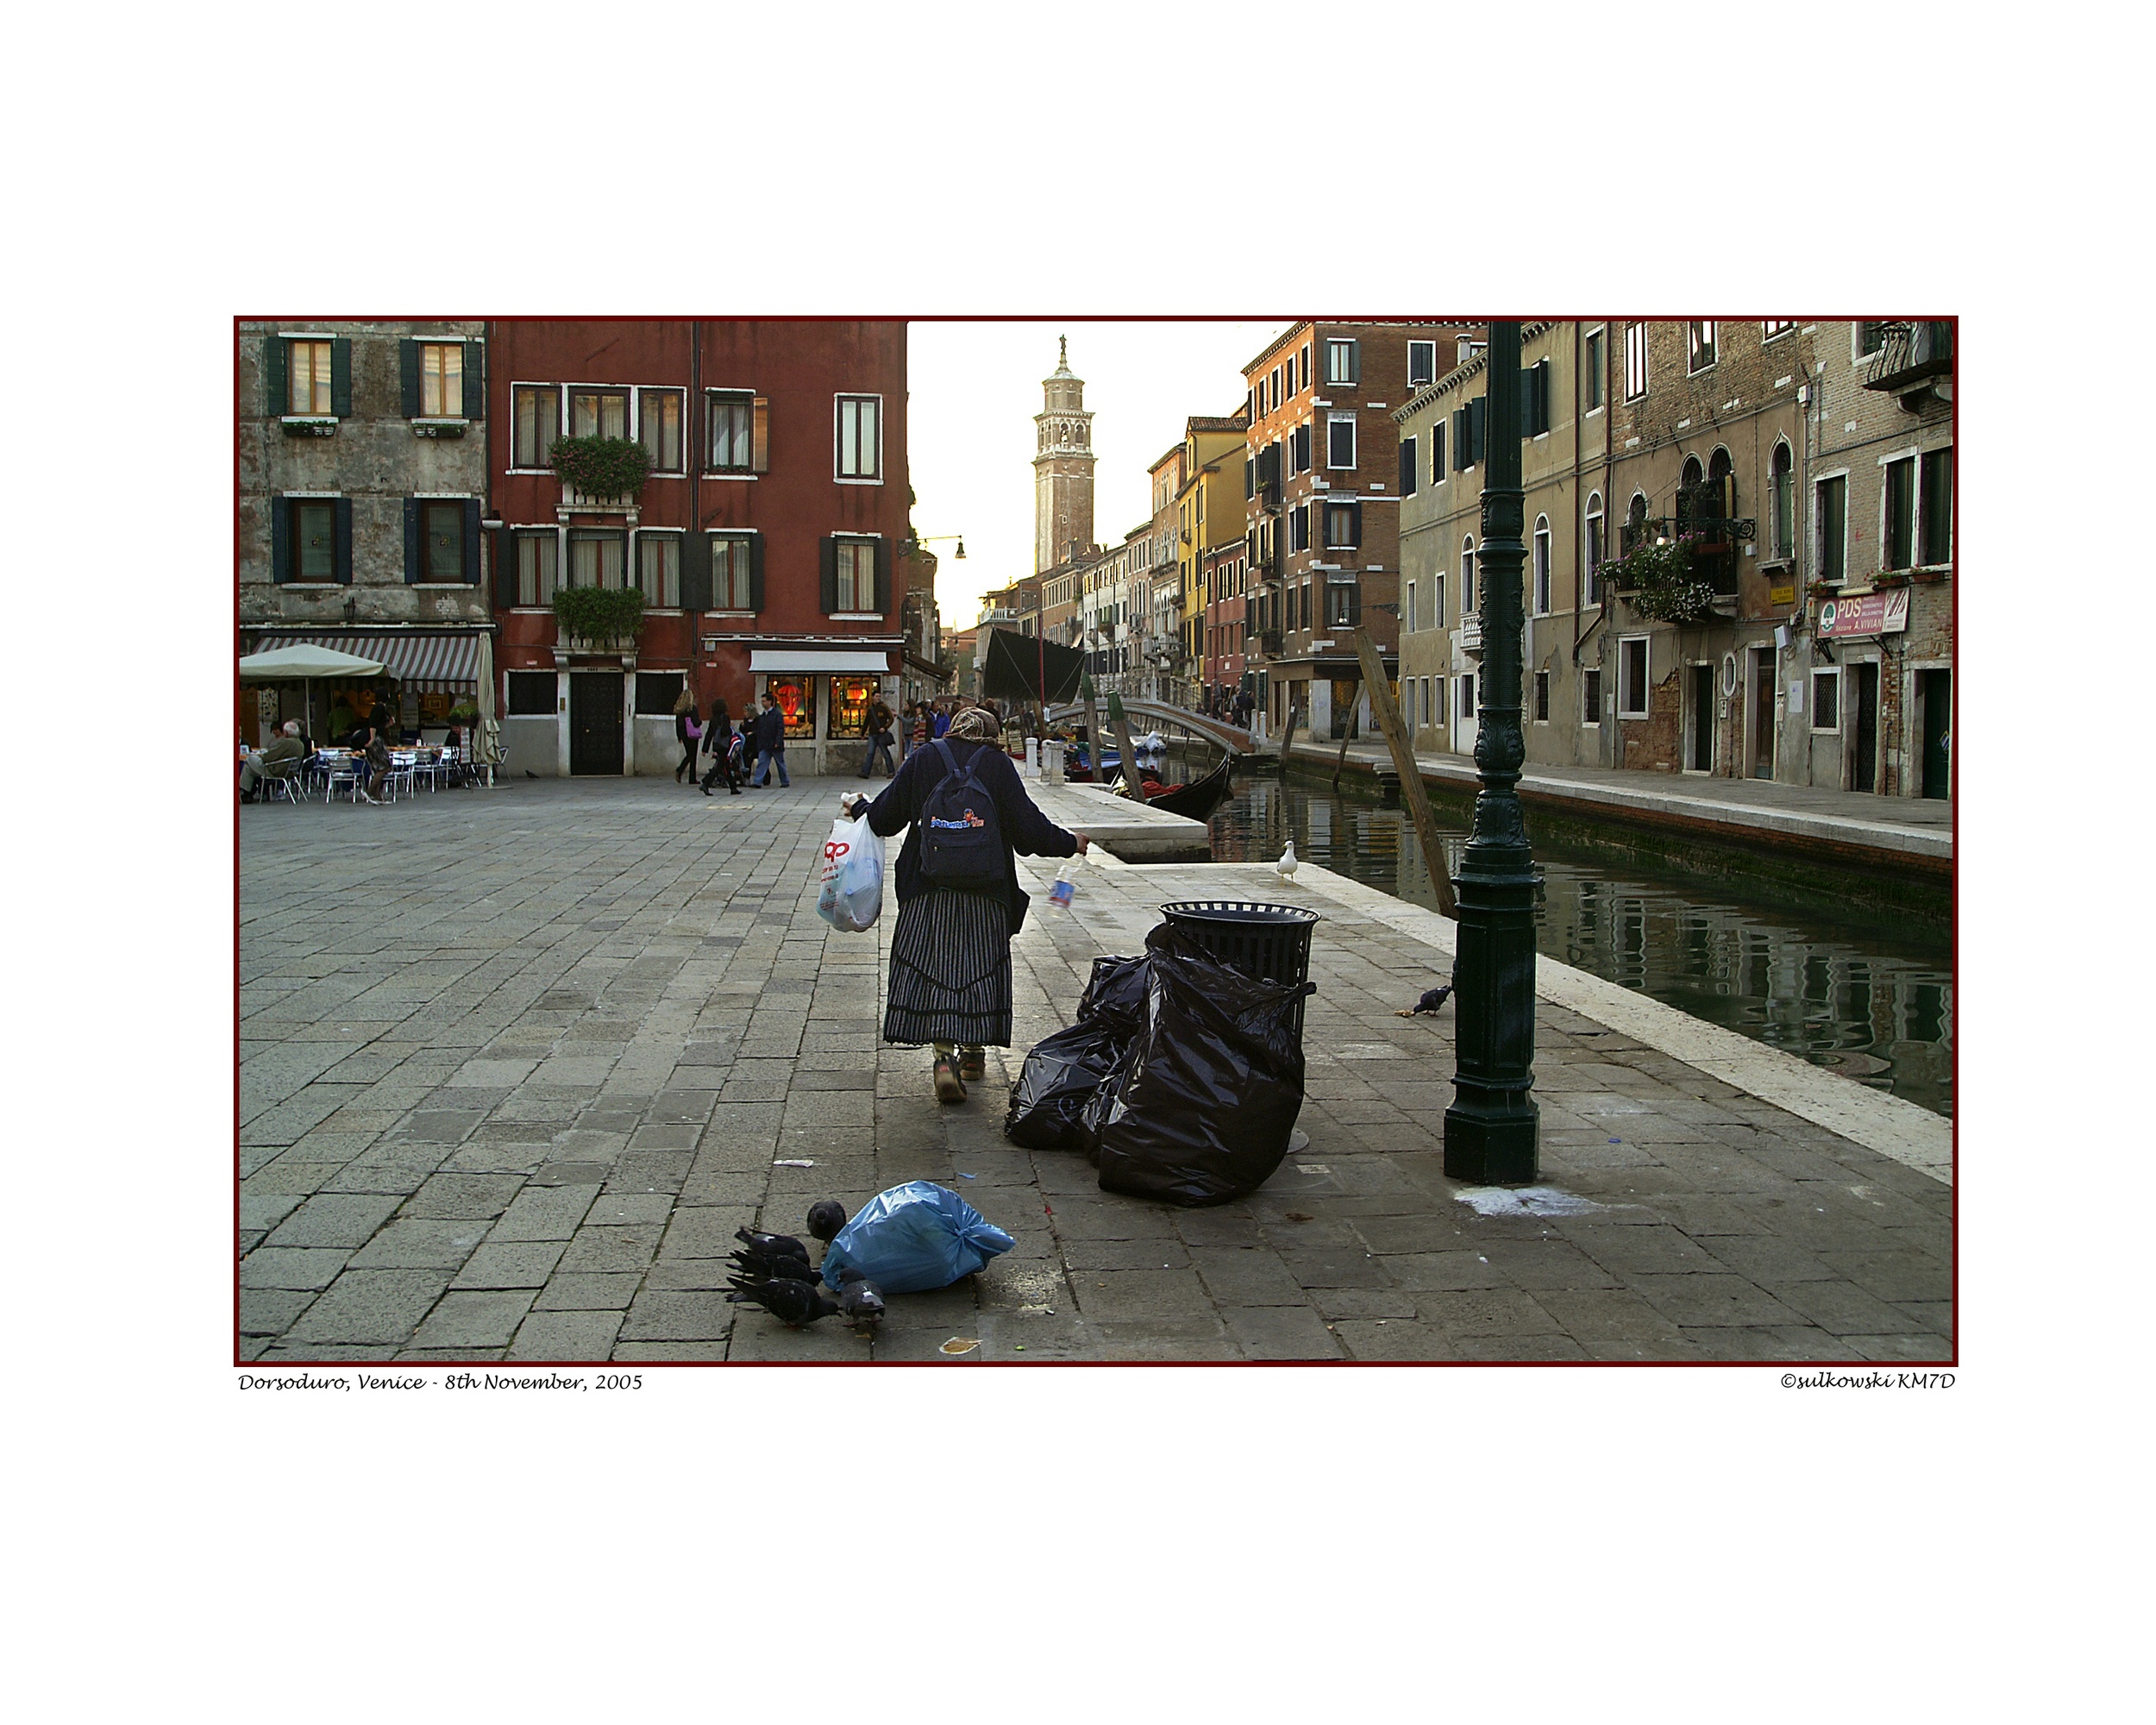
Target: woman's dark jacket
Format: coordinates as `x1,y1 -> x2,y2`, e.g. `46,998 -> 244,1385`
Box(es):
862,738 -> 1077,937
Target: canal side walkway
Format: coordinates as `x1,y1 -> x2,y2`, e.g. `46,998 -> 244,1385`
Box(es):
1276,737 -> 1951,863
237,774 -> 1952,1364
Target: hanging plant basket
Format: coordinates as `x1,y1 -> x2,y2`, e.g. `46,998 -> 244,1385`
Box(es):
553,585 -> 646,647
1606,532 -> 1718,625
548,436 -> 650,500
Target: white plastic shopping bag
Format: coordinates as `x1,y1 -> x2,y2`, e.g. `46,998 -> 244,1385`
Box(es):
815,813 -> 886,933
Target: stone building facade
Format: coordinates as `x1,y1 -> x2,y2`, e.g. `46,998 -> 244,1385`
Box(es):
237,319 -> 492,745
1144,444 -> 1187,700
1174,413 -> 1250,709
1244,321 -> 1477,740
1396,323 -> 1612,768
1792,321 -> 1954,797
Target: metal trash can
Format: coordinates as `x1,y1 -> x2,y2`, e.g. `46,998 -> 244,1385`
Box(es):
1158,900 -> 1319,1038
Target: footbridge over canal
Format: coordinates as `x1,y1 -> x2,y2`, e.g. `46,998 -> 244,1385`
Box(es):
1045,699 -> 1255,756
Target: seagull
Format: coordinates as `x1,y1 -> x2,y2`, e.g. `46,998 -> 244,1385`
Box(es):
1275,841 -> 1299,883
1395,982 -> 1454,1018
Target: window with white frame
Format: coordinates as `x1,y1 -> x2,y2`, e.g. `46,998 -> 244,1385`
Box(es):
1857,322 -> 1889,359
711,534 -> 755,610
1584,328 -> 1605,410
1324,338 -> 1358,384
1532,516 -> 1551,615
1432,573 -> 1445,631
1763,319 -> 1796,341
1299,343 -> 1310,392
834,538 -> 876,611
513,385 -> 558,468
836,394 -> 881,480
1619,635 -> 1650,718
1269,366 -> 1282,411
1459,674 -> 1476,720
639,387 -> 683,474
1624,322 -> 1649,400
1461,537 -> 1476,614
1404,579 -> 1417,634
1815,474 -> 1848,583
287,339 -> 334,415
1811,668 -> 1840,731
514,531 -> 557,606
1769,442 -> 1795,558
569,387 -> 629,439
1324,500 -> 1359,549
1326,414 -> 1356,468
1533,669 -> 1551,723
1326,583 -> 1357,628
1581,666 -> 1601,724
1408,340 -> 1437,386
417,342 -> 463,417
1584,492 -> 1605,605
1686,321 -> 1717,373
636,533 -> 680,608
567,529 -> 626,589
707,390 -> 755,473
1432,675 -> 1445,725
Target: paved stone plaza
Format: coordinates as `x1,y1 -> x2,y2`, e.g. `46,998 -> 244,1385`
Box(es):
238,773 -> 1953,1364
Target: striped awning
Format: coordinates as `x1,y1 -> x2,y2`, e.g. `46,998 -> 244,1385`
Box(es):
246,630 -> 482,692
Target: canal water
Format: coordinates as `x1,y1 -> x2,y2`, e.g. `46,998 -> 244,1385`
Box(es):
1145,740 -> 1953,1120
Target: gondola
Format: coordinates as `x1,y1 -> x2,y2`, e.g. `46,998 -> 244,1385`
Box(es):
1141,752 -> 1236,822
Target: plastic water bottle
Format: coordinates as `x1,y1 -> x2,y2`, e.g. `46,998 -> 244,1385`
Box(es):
1050,858 -> 1080,909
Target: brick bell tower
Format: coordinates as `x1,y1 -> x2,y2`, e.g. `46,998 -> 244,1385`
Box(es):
1033,335 -> 1096,574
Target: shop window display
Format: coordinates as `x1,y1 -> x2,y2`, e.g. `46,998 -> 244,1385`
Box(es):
768,676 -> 816,739
829,676 -> 879,738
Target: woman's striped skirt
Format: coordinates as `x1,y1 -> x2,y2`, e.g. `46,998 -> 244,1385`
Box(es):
882,887 -> 1013,1048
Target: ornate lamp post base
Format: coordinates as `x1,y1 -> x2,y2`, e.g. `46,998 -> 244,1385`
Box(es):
1444,319 -> 1540,1186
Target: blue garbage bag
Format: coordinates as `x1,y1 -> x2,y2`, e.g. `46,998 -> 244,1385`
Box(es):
818,1181 -> 1015,1295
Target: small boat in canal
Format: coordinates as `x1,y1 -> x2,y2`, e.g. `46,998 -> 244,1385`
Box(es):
1138,753 -> 1236,822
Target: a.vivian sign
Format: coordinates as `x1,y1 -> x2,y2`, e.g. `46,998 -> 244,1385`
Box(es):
1819,589 -> 1910,639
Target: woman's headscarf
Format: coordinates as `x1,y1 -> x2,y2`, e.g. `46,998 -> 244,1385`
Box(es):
948,706 -> 1000,743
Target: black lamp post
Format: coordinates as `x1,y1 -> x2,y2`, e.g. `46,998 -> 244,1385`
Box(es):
1444,320 -> 1540,1185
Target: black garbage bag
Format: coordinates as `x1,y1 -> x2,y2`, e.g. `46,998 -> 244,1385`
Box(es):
1075,953 -> 1150,1038
1092,925 -> 1314,1207
1005,1020 -> 1126,1152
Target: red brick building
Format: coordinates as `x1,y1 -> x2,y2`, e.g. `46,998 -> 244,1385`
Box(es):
488,319 -> 909,775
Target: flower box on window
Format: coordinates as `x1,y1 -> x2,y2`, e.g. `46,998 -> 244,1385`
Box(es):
412,418 -> 468,440
281,416 -> 337,437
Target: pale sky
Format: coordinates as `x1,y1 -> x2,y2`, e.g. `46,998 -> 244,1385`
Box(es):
907,320 -> 1288,625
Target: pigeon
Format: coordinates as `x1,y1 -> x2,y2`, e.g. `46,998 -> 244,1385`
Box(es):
724,1276 -> 841,1327
1395,982 -> 1454,1018
735,1226 -> 812,1262
728,1245 -> 814,1283
833,1265 -> 887,1331
1275,841 -> 1299,882
805,1200 -> 848,1243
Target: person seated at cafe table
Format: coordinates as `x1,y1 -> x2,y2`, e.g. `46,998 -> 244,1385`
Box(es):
239,721 -> 308,802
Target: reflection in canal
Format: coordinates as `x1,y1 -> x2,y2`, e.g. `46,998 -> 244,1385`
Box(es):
1174,752 -> 1952,1120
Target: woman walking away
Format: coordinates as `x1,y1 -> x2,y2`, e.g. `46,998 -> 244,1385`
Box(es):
842,705 -> 1088,1104
699,699 -> 741,795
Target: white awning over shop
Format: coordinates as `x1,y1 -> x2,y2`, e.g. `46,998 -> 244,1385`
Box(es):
748,649 -> 893,674
247,630 -> 483,691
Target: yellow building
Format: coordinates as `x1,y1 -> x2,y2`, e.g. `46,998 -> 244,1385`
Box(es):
1175,413 -> 1250,706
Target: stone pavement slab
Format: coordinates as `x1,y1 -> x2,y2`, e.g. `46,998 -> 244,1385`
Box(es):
238,772 -> 1952,1364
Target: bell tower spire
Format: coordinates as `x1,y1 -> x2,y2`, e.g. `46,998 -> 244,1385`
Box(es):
1033,336 -> 1096,574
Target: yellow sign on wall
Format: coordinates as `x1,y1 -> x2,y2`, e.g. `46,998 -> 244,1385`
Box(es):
1769,584 -> 1796,607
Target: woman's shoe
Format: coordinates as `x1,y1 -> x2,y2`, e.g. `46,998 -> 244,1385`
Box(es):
701,785 -> 712,796
933,1057 -> 967,1104
959,1048 -> 986,1082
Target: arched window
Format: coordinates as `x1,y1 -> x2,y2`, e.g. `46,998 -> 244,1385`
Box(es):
1770,441 -> 1794,557
1462,535 -> 1477,614
1626,492 -> 1649,554
1585,492 -> 1606,603
1678,455 -> 1707,535
1532,515 -> 1552,616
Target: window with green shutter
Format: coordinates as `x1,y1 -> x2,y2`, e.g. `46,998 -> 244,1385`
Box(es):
1883,457 -> 1916,570
1816,476 -> 1847,582
1920,448 -> 1953,565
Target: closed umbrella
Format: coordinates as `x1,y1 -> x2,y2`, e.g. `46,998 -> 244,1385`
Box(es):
474,631 -> 501,786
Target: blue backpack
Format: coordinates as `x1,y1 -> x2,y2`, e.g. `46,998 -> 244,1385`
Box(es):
918,740 -> 1006,888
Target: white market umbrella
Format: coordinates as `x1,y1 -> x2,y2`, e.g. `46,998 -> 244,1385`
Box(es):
238,643 -> 385,743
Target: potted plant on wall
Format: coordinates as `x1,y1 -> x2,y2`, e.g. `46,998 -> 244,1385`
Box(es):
552,586 -> 647,650
548,436 -> 651,504
1607,530 -> 1718,626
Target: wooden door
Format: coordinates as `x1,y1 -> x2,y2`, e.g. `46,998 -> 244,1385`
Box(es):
1850,662 -> 1879,793
1751,647 -> 1775,779
1919,668 -> 1951,800
570,672 -> 624,775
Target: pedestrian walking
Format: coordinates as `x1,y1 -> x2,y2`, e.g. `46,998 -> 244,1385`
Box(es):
857,695 -> 896,779
699,699 -> 742,795
910,701 -> 931,759
674,693 -> 703,783
930,701 -> 950,741
360,726 -> 393,804
749,693 -> 790,788
840,705 -> 1089,1104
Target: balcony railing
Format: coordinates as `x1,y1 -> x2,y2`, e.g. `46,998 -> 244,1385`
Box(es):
1864,321 -> 1954,400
